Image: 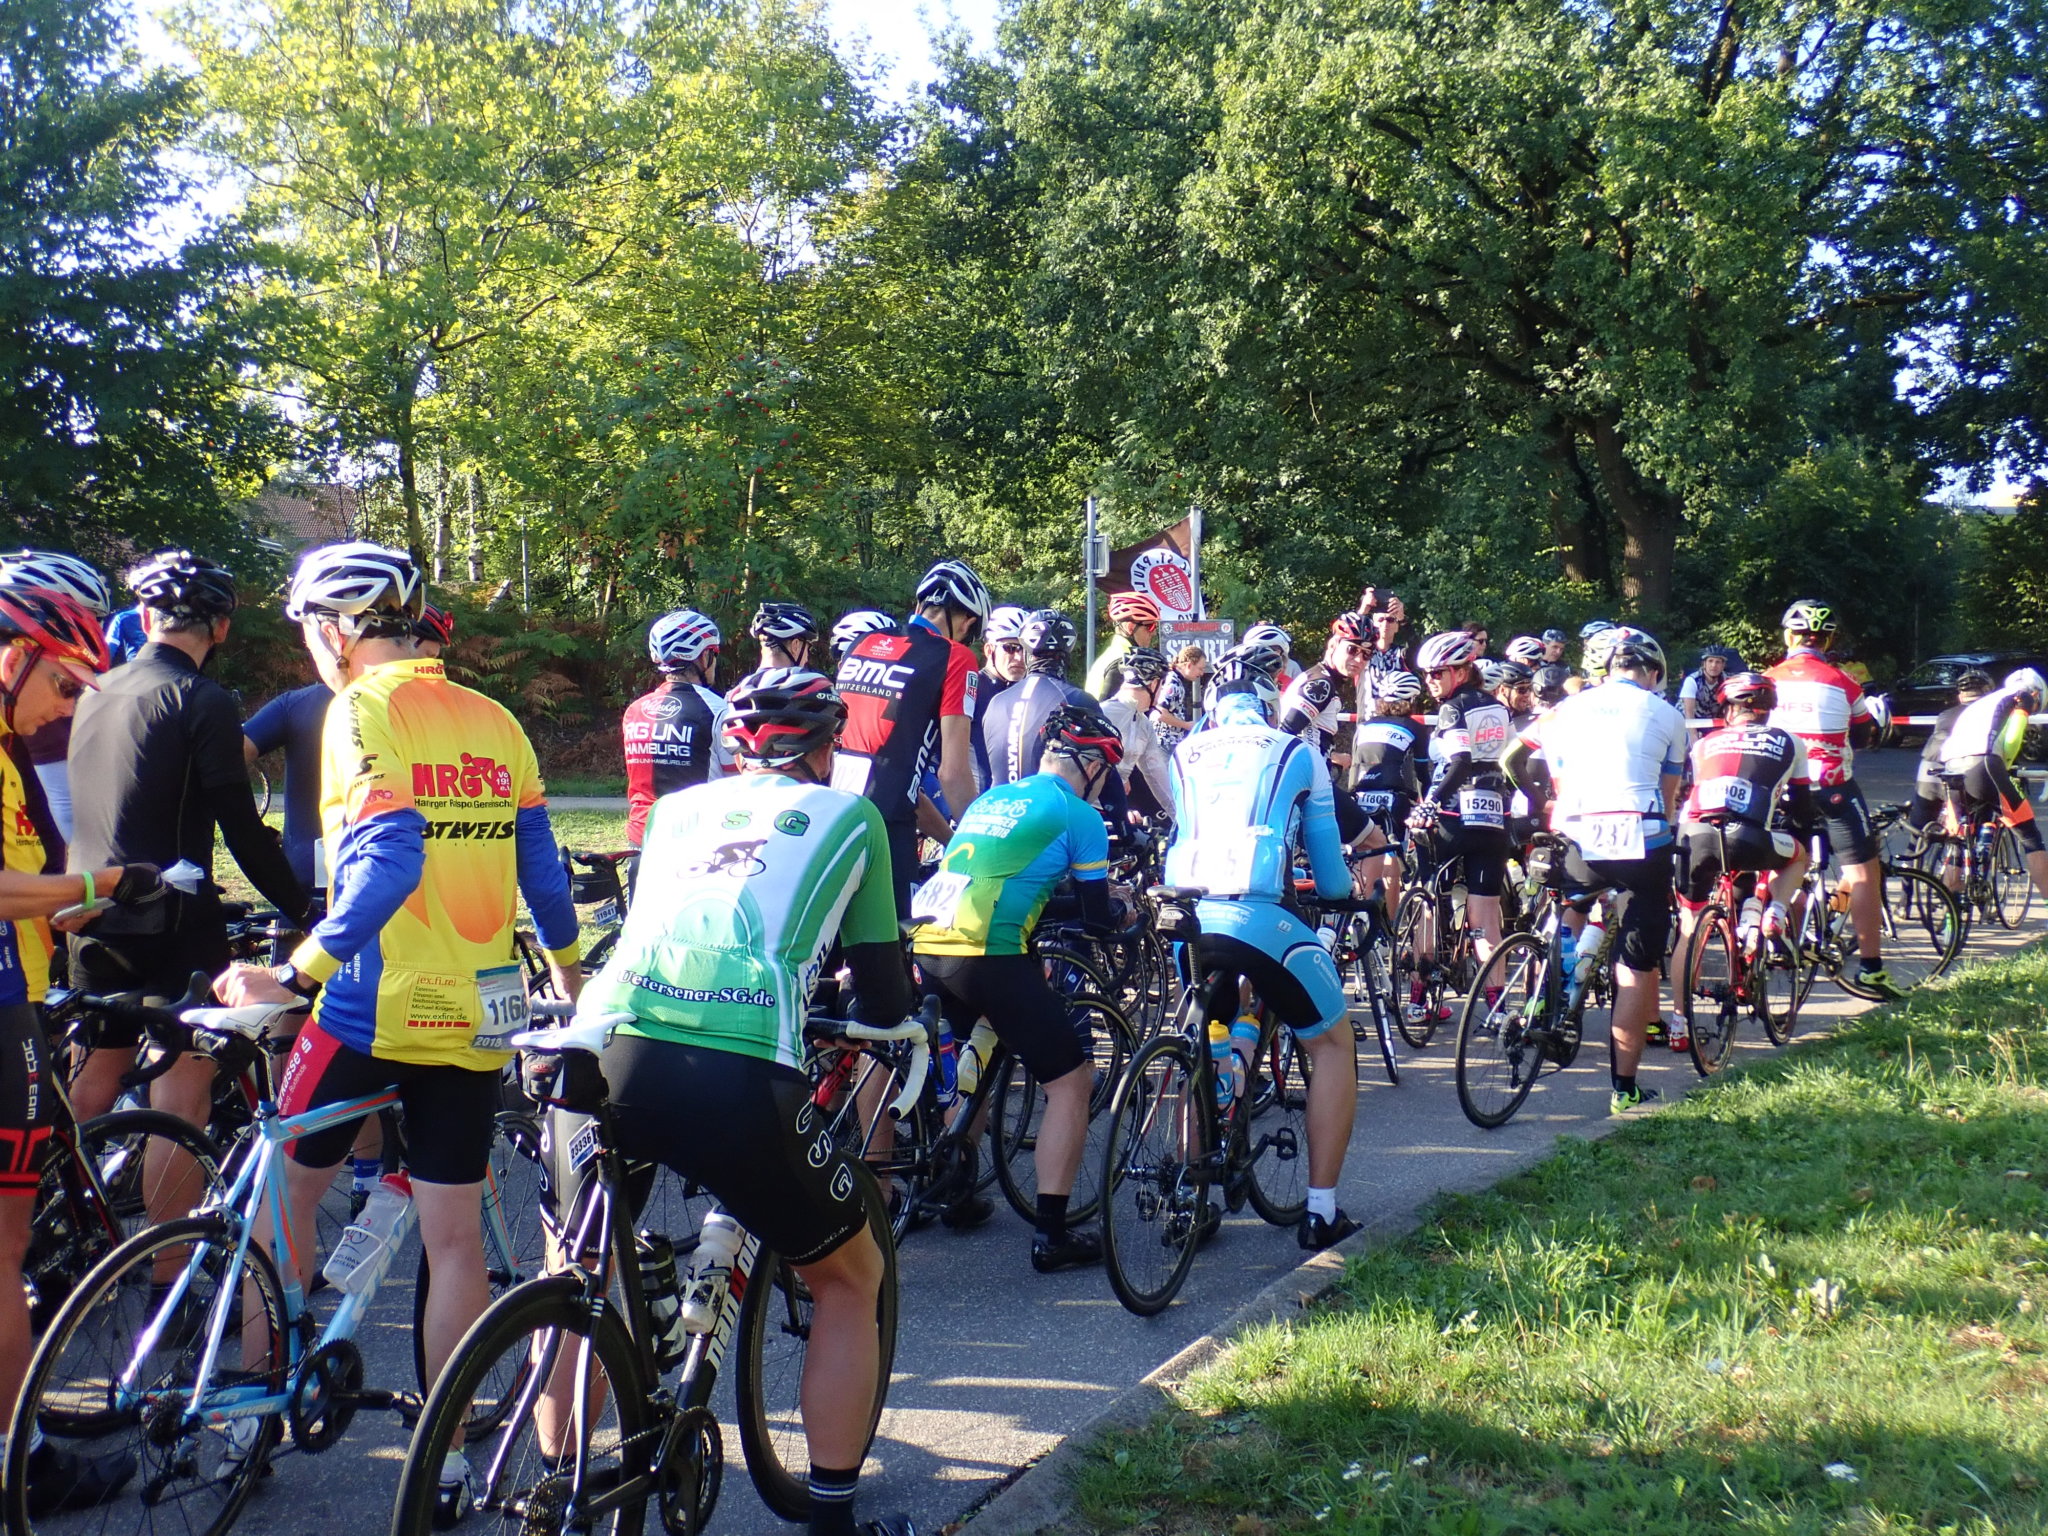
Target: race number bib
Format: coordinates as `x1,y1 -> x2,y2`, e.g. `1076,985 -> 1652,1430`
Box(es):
472,965 -> 531,1050
1458,789 -> 1506,829
1356,790 -> 1395,814
1564,812 -> 1646,862
828,752 -> 874,797
1187,832 -> 1259,897
1695,776 -> 1754,816
910,870 -> 972,929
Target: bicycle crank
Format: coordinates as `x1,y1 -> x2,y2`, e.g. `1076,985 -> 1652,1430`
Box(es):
289,1338 -> 365,1452
655,1405 -> 724,1536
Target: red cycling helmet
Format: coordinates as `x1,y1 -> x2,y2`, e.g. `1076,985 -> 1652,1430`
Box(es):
414,603 -> 456,647
1329,611 -> 1370,644
722,668 -> 847,765
1040,705 -> 1125,767
1107,591 -> 1161,624
0,588 -> 112,686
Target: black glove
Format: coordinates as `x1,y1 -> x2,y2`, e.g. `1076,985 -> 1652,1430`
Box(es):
111,863 -> 167,908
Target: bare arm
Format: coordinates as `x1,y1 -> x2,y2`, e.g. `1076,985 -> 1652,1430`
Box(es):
938,714 -> 977,821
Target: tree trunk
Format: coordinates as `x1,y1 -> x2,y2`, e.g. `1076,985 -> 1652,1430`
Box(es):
1541,421 -> 1604,587
431,452 -> 450,581
1587,412 -> 1681,615
466,472 -> 483,581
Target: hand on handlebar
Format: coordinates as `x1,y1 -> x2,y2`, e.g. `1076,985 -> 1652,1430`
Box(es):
1407,802 -> 1440,832
214,961 -> 296,1008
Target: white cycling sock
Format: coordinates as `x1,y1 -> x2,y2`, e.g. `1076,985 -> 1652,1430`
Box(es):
1307,1187 -> 1338,1223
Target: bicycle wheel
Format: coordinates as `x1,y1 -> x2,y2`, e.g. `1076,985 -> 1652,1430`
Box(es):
1453,934 -> 1550,1129
1364,922 -> 1402,1085
1992,827 -> 2034,928
5,1214 -> 287,1536
1836,865 -> 1964,998
1038,944 -> 1110,1001
1757,926 -> 1809,1046
391,1275 -> 651,1536
1391,888 -> 1445,1048
733,1165 -> 897,1520
1244,1020 -> 1311,1227
1099,1035 -> 1210,1317
989,992 -> 1136,1225
1680,908 -> 1741,1077
250,764 -> 272,818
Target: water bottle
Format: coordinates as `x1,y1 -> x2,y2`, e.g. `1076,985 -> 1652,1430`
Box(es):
1738,897 -> 1764,944
1228,1017 -> 1261,1097
323,1172 -> 413,1295
955,1021 -> 998,1098
934,1017 -> 958,1107
1557,926 -> 1577,976
1208,1022 -> 1235,1109
1573,908 -> 1609,986
634,1231 -> 688,1368
677,1212 -> 746,1334
1976,823 -> 1996,869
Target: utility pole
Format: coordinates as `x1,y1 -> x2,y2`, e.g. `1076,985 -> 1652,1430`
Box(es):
1084,496 -> 1099,674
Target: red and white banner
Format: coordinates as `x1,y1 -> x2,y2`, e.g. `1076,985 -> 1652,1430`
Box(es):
1107,514 -> 1204,620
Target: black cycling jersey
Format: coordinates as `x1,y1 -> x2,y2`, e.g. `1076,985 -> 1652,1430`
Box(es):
982,671 -> 1132,821
1278,662 -> 1351,759
622,679 -> 729,846
69,642 -> 307,965
1423,684 -> 1513,808
1352,714 -> 1424,797
834,617 -> 978,826
970,668 -> 1015,791
1683,722 -> 1813,833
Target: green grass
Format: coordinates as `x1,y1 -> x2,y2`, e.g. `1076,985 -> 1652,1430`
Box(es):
545,773 -> 627,798
1076,946 -> 2048,1536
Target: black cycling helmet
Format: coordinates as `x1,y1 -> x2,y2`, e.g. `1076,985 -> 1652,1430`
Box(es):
1541,628 -> 1568,645
128,548 -> 238,622
722,667 -> 846,766
1039,704 -> 1124,768
1481,658 -> 1533,691
414,603 -> 456,647
1721,672 -> 1776,712
1116,645 -> 1170,686
749,602 -> 819,645
1700,643 -> 1744,666
1958,668 -> 1995,696
1020,609 -> 1076,663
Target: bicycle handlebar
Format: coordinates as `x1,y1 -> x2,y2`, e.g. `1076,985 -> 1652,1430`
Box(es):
68,973 -> 215,1088
803,996 -> 938,1122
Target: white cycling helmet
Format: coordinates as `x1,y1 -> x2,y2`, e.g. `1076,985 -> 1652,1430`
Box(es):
914,559 -> 992,624
1504,635 -> 1546,667
1374,670 -> 1424,707
1204,654 -> 1281,719
648,609 -> 720,670
1241,623 -> 1292,658
984,605 -> 1030,644
1416,631 -> 1481,672
2005,667 -> 2047,707
1864,694 -> 1893,734
1585,624 -> 1665,682
830,609 -> 898,658
285,541 -> 423,631
0,550 -> 113,617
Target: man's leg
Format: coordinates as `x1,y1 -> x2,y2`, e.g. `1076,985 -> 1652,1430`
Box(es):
67,1046 -> 133,1123
411,1179 -> 490,1391
144,1052 -> 217,1240
1610,964 -> 1657,1079
1844,858 -> 1886,963
1029,1064 -> 1091,1201
1299,1024 -> 1358,1190
793,1228 -> 886,1536
0,1196 -> 31,1442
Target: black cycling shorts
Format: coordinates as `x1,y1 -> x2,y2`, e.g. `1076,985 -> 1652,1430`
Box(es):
70,928 -> 231,1046
1813,778 -> 1878,866
1439,816 -> 1511,898
0,1003 -> 55,1197
1332,786 -> 1366,845
1679,821 -> 1797,905
1945,756 -> 2046,855
1564,842 -> 1676,972
276,1019 -> 500,1185
915,952 -> 1088,1085
1354,789 -> 1411,853
543,1035 -> 866,1268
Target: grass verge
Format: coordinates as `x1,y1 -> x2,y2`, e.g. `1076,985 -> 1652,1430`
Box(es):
1077,945 -> 2048,1536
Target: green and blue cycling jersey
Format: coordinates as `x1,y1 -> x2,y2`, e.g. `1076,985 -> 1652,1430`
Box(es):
910,773 -> 1109,956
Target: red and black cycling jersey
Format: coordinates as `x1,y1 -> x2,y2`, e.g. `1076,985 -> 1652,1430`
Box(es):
1278,662 -> 1351,759
832,616 -> 978,823
1682,722 -> 1812,831
1352,714 -> 1423,797
623,679 -> 731,846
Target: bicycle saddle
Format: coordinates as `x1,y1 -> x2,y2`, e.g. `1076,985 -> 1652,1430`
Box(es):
509,1012 -> 634,1056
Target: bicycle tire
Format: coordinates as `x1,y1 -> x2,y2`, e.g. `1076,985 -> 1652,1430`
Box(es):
1244,1018 -> 1311,1226
391,1275 -> 651,1536
733,1164 -> 897,1521
1680,908 -> 1740,1077
1391,887 -> 1445,1048
1835,865 -> 1964,998
250,764 -> 272,818
1100,1034 -> 1209,1317
1364,921 -> 1402,1085
6,1214 -> 287,1536
989,991 -> 1135,1225
1757,927 -> 1808,1046
1453,934 -> 1549,1129
1993,826 -> 2034,928
1038,944 -> 1111,1002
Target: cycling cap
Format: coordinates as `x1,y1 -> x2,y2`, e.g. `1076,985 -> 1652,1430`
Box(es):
748,602 -> 819,644
1116,645 -> 1170,685
1205,655 -> 1280,718
2004,667 -> 2046,704
285,542 -> 421,631
1701,643 -> 1744,666
1504,635 -> 1546,666
985,605 -> 1030,644
0,550 -> 113,617
1040,704 -> 1124,767
1781,599 -> 1836,635
1588,625 -> 1665,680
0,589 -> 111,684
1241,623 -> 1292,657
830,609 -> 898,656
1107,591 -> 1161,623
414,603 -> 456,647
131,548 -> 239,622
1416,631 -> 1481,672
1020,609 -> 1077,659
1720,672 -> 1776,711
1541,628 -> 1568,645
1329,612 -> 1370,645
648,609 -> 720,669
1957,669 -> 1995,695
723,668 -> 846,765
1481,659 -> 1532,690
1578,619 -> 1614,640
1375,670 -> 1423,707
915,559 -> 992,623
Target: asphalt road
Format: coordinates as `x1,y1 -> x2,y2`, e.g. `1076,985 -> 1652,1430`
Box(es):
47,748 -> 2030,1536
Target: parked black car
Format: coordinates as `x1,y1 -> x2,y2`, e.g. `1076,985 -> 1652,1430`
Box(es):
1879,650 -> 2048,752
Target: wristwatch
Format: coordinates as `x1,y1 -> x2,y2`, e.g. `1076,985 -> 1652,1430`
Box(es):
271,964 -> 318,999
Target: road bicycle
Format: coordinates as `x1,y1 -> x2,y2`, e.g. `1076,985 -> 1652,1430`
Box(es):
1911,801 -> 2033,940
1390,838 -> 1481,1049
515,849 -> 636,991
6,999 -> 545,1536
1325,883 -> 1402,1086
1785,829 -> 1962,1007
389,1006 -> 908,1534
1673,821 -> 1807,1071
1097,886 -> 1361,1315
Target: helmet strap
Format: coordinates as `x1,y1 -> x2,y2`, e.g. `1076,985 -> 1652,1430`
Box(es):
0,641 -> 37,733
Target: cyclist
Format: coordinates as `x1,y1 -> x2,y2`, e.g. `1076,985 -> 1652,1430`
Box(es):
1679,644 -> 1744,722
559,667 -> 911,1536
1358,594 -> 1413,708
1938,666 -> 2048,906
1353,669 -> 1425,920
752,601 -> 821,671
983,611 -> 1126,809
1100,646 -> 1174,815
829,608 -> 899,667
972,605 -> 1031,791
1764,600 -> 1902,997
0,591 -> 165,1517
1502,625 -> 1688,1114
1504,635 -> 1547,672
623,608 -> 731,849
1163,661 -> 1361,1250
1908,668 -> 1992,836
1484,659 -> 1538,732
1459,620 -> 1491,657
912,706 -> 1128,1271
216,541 -> 581,1506
415,602 -> 456,658
1086,590 -> 1162,698
1540,629 -> 1569,666
0,550 -> 113,845
67,550 -> 308,1126
1280,614 -> 1371,844
1677,671 -> 1814,949
1241,622 -> 1301,685
1409,631 -> 1513,966
834,560 -> 987,915
243,618 -> 337,892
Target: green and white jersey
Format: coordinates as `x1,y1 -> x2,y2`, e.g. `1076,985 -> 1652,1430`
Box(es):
582,772 -> 900,1069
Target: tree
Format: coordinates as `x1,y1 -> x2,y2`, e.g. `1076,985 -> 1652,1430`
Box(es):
0,0 -> 286,560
